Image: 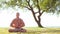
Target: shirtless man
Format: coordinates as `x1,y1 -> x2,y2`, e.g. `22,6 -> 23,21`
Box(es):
9,12 -> 26,32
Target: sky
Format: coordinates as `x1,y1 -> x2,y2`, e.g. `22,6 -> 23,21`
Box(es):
0,7 -> 60,28
0,0 -> 60,28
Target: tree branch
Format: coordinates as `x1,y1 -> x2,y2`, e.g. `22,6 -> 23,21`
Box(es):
36,0 -> 41,22
31,9 -> 38,22
26,0 -> 38,22
36,0 -> 41,13
26,0 -> 31,8
41,10 -> 45,15
24,6 -> 31,10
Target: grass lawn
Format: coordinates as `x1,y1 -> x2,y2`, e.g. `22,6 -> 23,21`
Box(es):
0,27 -> 60,34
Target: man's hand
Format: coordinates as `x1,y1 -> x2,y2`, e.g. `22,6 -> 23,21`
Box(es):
12,24 -> 15,27
12,24 -> 20,28
10,24 -> 16,29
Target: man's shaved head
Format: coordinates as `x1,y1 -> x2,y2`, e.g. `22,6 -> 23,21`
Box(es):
16,12 -> 20,18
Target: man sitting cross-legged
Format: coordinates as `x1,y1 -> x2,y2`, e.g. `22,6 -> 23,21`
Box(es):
9,12 -> 26,32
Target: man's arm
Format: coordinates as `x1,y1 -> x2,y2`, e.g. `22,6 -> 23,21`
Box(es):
10,19 -> 17,28
10,19 -> 15,27
19,19 -> 25,27
21,20 -> 25,27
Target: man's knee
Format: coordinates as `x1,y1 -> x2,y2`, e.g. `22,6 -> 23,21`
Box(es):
9,29 -> 18,32
21,29 -> 27,32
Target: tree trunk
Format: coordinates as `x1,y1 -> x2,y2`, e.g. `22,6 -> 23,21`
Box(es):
37,16 -> 43,28
31,10 -> 43,27
25,0 -> 44,28
37,21 -> 43,28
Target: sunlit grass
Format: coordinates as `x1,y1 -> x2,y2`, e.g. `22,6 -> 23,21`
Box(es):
0,27 -> 60,34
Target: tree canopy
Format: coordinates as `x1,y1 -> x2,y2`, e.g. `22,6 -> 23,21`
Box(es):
0,0 -> 60,14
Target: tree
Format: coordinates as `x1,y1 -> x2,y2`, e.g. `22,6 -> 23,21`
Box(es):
1,0 -> 60,27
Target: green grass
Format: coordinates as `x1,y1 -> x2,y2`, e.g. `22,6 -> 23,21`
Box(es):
0,27 -> 60,34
